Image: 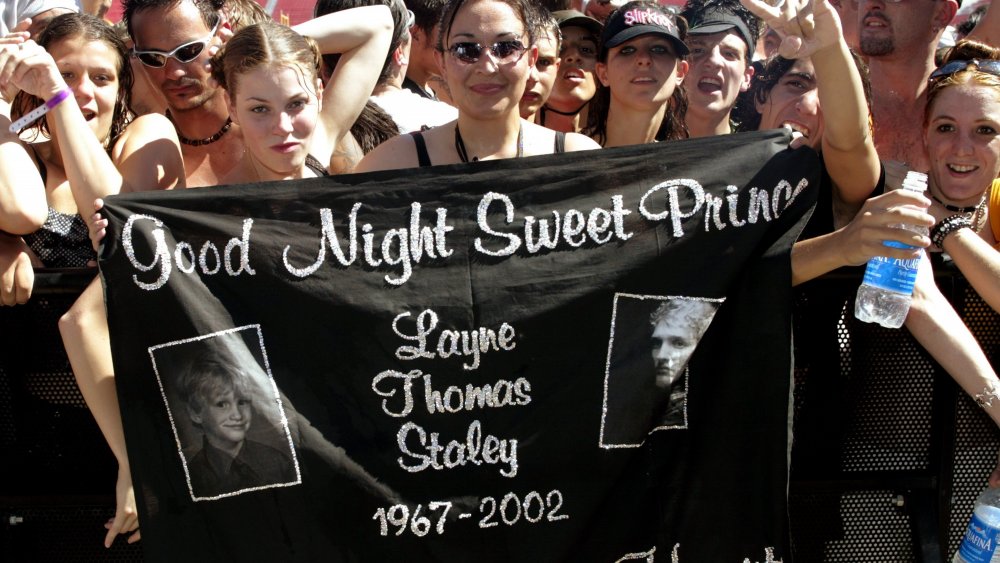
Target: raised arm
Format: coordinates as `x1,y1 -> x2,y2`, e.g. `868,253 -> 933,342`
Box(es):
741,0 -> 880,206
2,40 -> 183,233
966,0 -> 1000,48
0,37 -> 47,234
293,5 -> 394,160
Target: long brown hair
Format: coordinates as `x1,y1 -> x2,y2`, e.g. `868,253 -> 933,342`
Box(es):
12,13 -> 134,151
583,2 -> 689,145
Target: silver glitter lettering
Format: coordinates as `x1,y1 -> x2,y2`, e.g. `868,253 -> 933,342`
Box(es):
371,369 -> 423,417
198,241 -> 220,275
381,227 -> 412,285
475,192 -> 521,257
639,180 -> 705,237
747,187 -> 772,224
174,242 -> 196,274
587,208 -> 613,243
610,195 -> 632,241
393,310 -> 439,361
282,204 -> 360,278
726,185 -> 745,227
408,203 -> 454,261
122,213 -> 171,291
703,193 -> 726,231
396,420 -> 518,477
223,218 -> 256,277
524,211 -> 561,253
563,209 -> 587,247
362,223 -> 382,267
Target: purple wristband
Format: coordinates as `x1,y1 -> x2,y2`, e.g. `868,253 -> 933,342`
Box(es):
45,89 -> 71,109
7,88 -> 73,134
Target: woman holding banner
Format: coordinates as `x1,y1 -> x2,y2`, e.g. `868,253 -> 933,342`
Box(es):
354,0 -> 600,172
68,6 -> 396,547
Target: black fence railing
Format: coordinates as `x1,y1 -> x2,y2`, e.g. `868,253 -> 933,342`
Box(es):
0,265 -> 997,562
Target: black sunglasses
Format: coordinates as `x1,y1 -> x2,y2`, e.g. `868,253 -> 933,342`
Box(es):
447,40 -> 526,65
929,59 -> 1000,83
133,20 -> 220,68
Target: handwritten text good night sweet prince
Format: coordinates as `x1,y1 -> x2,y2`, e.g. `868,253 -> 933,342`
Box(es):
121,178 -> 808,290
100,131 -> 816,563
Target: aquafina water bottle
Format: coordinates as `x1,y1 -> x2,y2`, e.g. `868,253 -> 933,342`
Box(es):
954,487 -> 1000,563
854,171 -> 929,328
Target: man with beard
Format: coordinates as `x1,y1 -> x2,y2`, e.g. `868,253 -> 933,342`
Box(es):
123,0 -> 244,187
859,0 -> 956,175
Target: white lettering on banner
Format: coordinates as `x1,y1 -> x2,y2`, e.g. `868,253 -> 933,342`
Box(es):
121,175 -> 810,289
371,370 -> 531,417
639,177 -> 809,237
396,420 -> 519,478
371,489 -> 568,537
474,192 -> 633,257
392,309 -> 516,370
282,202 -> 454,285
122,214 -> 255,291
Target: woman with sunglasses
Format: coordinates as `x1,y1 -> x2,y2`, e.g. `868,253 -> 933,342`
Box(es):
923,43 -> 1000,316
920,45 -> 1000,483
354,0 -> 600,172
582,1 -> 690,147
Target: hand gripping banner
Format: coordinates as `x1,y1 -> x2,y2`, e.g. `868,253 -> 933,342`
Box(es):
99,130 -> 818,562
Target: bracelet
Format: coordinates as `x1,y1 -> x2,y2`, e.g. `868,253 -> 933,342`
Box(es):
7,89 -> 72,134
976,384 -> 1000,409
930,213 -> 973,248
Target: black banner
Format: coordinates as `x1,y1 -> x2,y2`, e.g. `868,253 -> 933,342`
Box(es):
100,130 -> 817,562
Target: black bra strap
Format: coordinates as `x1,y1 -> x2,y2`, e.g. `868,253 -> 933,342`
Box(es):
553,131 -> 566,154
409,131 -> 432,167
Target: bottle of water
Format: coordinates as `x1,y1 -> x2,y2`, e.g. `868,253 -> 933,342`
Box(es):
954,488 -> 1000,563
854,171 -> 928,328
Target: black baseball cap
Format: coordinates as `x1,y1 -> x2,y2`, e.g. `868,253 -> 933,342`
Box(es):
686,8 -> 755,53
601,4 -> 689,56
553,10 -> 603,36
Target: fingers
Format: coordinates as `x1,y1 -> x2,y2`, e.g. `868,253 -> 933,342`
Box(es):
12,19 -> 32,35
127,529 -> 141,544
13,251 -> 33,304
103,504 -> 139,548
0,248 -> 33,306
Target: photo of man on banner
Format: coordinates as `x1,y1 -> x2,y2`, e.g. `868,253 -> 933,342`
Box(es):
601,295 -> 722,448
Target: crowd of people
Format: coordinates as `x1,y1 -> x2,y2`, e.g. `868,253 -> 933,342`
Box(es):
0,0 -> 999,548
